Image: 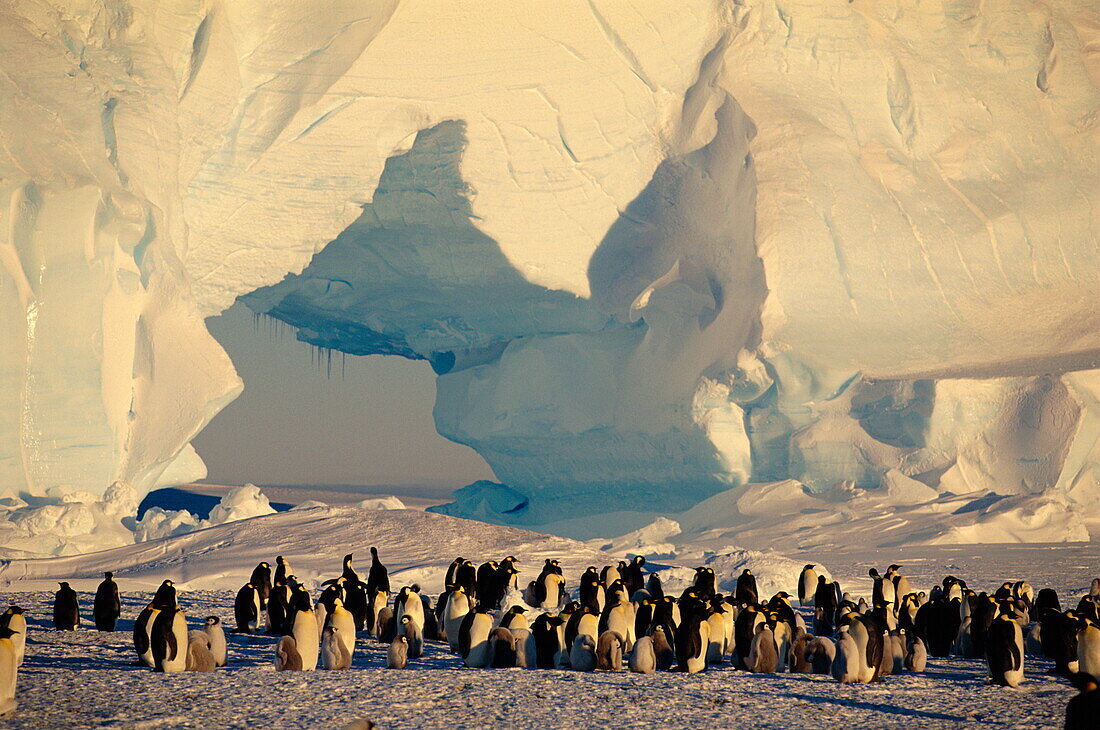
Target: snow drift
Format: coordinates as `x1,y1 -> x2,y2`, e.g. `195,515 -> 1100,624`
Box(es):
1,1 -> 1099,550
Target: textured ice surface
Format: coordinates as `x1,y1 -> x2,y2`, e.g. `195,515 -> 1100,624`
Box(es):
1,1 -> 1098,546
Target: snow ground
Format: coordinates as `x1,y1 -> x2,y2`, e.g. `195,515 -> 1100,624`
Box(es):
0,507 -> 1092,728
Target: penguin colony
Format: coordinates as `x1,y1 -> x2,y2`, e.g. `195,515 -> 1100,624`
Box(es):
2,555 -> 1096,726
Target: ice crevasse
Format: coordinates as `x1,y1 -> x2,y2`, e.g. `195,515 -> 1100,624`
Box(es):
0,0 -> 1098,550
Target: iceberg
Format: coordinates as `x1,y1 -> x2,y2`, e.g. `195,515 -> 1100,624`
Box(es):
0,1 -> 1098,549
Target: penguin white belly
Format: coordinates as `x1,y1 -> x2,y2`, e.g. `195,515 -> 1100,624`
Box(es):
687,621 -> 711,674
292,611 -> 320,670
1078,625 -> 1100,676
773,623 -> 792,672
6,616 -> 25,668
847,621 -> 874,683
444,594 -> 470,651
398,595 -> 425,630
315,602 -> 328,633
606,606 -> 634,651
160,613 -> 189,673
0,638 -> 15,716
705,614 -> 726,663
832,632 -> 860,683
330,608 -> 356,658
206,625 -> 227,667
465,614 -> 494,668
577,613 -> 599,643
137,608 -> 159,667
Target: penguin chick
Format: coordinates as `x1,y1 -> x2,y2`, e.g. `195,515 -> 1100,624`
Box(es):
322,625 -> 353,670
904,635 -> 928,672
747,624 -> 779,673
806,636 -> 836,674
203,616 -> 227,667
651,626 -> 676,671
387,636 -> 409,669
629,635 -> 657,674
274,636 -> 303,671
832,632 -> 860,683
186,631 -> 217,672
511,628 -> 537,668
597,630 -> 624,671
570,634 -> 597,672
400,615 -> 423,659
489,627 -> 517,668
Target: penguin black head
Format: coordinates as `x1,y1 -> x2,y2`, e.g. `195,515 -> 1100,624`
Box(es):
205,616 -> 220,625
276,555 -> 285,563
817,575 -> 827,584
742,570 -> 752,576
804,564 -> 815,570
1070,672 -> 1099,693
104,571 -> 113,579
400,615 -> 412,624
261,562 -> 269,568
5,606 -> 24,615
370,547 -> 379,558
632,556 -> 645,566
344,554 -> 354,564
58,582 -> 70,589
508,606 -> 527,615
888,564 -> 901,572
869,568 -> 880,578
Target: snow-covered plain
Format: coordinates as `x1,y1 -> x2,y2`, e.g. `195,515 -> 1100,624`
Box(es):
0,505 -> 1093,728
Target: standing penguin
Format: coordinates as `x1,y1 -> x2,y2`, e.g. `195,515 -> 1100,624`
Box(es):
328,598 -> 357,660
321,626 -> 353,670
570,634 -> 598,672
274,636 -> 303,671
532,613 -> 568,669
676,605 -> 711,674
93,573 -> 121,631
234,584 -> 262,634
151,608 -> 189,673
443,588 -> 471,652
53,583 -> 79,630
1077,618 -> 1100,676
290,600 -> 319,671
0,625 -> 15,715
534,571 -> 565,610
400,615 -> 423,659
498,606 -> 529,632
798,565 -> 818,607
735,570 -> 759,606
186,631 -> 217,672
367,547 -> 390,594
274,556 -> 292,587
630,635 -> 657,674
806,636 -> 837,674
623,556 -> 646,596
459,607 -> 495,668
905,633 -> 928,672
747,624 -> 779,673
512,628 -> 537,668
832,631 -> 860,684
596,631 -> 625,670
387,636 -> 409,669
489,627 -> 517,668
249,562 -> 272,609
0,608 -> 26,668
987,612 -> 1024,687
203,616 -> 227,667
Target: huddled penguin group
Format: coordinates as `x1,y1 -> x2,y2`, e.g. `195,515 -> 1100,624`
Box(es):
12,549 -> 1099,728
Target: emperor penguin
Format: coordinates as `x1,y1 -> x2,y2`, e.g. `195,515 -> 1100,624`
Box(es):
234,584 -> 262,634
601,563 -> 624,587
290,603 -> 319,670
798,565 -> 818,607
1066,672 -> 1100,730
52,582 -> 79,630
734,605 -> 765,670
0,608 -> 27,667
395,586 -> 425,635
596,630 -> 624,670
186,631 -> 217,671
566,608 -> 600,650
387,636 -> 409,669
0,626 -> 17,715
1077,618 -> 1100,676
986,611 -> 1024,687
366,587 -> 388,636
93,572 -> 121,631
328,598 -> 356,655
789,632 -> 814,673
151,607 -> 189,673
806,636 -> 837,674
197,616 -> 227,667
498,606 -> 529,632
443,588 -> 471,651
579,567 -> 605,613
400,615 -> 423,659
274,635 -> 304,671
511,628 -> 537,668
489,627 -> 517,668
534,571 -> 565,609
849,614 -> 884,683
570,634 -> 598,672
599,588 -> 636,651
249,562 -> 272,609
693,568 -> 717,601
273,555 -> 292,586
832,630 -> 860,683
629,635 -> 657,674
705,602 -> 733,663
377,607 -> 397,643
459,607 -> 494,668
367,547 -> 390,594
652,625 -> 677,671
322,625 -> 353,670
747,624 -> 779,673
151,579 -> 179,610
531,613 -> 567,669
266,582 -> 290,635
904,634 -> 927,672
735,570 -> 759,606
676,608 -> 711,674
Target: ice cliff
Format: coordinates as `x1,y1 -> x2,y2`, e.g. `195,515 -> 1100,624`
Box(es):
1,0 -> 1098,551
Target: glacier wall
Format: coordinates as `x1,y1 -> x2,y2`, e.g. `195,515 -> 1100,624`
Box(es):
1,0 -> 1098,546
